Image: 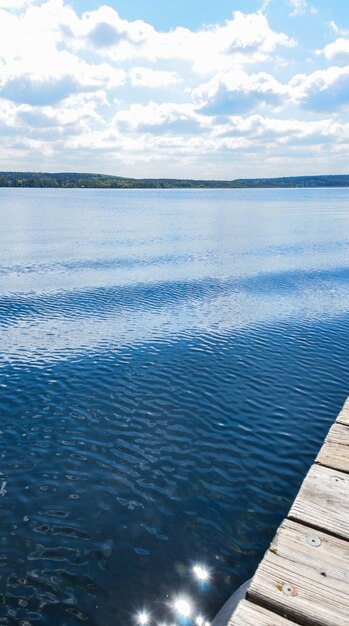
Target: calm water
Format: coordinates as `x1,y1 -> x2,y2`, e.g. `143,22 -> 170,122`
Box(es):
0,188 -> 349,626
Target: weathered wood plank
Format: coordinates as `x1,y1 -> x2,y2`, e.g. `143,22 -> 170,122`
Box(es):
317,442 -> 349,473
337,413 -> 349,426
336,397 -> 349,426
289,463 -> 349,541
228,600 -> 299,626
248,519 -> 349,626
275,518 -> 349,574
317,422 -> 349,473
248,554 -> 349,626
325,422 -> 349,446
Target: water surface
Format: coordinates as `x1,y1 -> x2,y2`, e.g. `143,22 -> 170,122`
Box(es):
0,188 -> 349,626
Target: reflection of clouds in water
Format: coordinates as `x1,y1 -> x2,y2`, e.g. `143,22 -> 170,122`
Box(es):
2,189 -> 349,367
2,273 -> 349,364
2,241 -> 349,294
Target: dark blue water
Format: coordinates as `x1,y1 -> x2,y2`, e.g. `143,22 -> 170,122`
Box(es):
0,188 -> 349,626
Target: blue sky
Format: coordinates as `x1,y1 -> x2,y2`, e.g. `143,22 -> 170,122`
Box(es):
0,0 -> 349,178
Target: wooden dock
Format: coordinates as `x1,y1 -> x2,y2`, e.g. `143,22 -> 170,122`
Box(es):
228,397 -> 349,626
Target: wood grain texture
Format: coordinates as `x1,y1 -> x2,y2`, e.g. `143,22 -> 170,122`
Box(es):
272,519 -> 349,580
336,397 -> 349,426
248,554 -> 349,626
289,463 -> 349,541
317,441 -> 349,473
325,422 -> 349,446
228,600 -> 298,626
317,422 -> 349,473
248,519 -> 349,626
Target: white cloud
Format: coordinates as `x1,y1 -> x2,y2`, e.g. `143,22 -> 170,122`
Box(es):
0,0 -> 347,177
0,2 -> 125,106
0,1 -> 294,112
113,102 -> 207,136
329,21 -> 349,36
0,0 -> 33,7
289,0 -> 308,15
67,8 -> 295,73
57,111 -> 349,177
288,0 -> 317,16
318,37 -> 349,65
260,0 -> 272,12
0,54 -> 125,105
290,65 -> 349,111
3,102 -> 349,177
193,70 -> 287,115
218,114 -> 349,145
0,97 -> 18,128
129,68 -> 180,88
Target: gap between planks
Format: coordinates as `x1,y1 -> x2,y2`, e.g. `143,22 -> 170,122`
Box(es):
228,599 -> 299,626
247,517 -> 349,626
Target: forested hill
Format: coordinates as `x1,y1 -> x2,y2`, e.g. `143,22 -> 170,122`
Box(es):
1,172 -> 349,189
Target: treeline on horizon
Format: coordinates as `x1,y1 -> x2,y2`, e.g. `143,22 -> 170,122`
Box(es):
1,171 -> 349,189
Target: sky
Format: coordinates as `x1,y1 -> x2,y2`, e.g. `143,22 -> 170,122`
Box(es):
0,0 -> 349,178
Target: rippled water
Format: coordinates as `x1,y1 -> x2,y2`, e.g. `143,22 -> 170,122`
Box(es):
1,188 -> 349,626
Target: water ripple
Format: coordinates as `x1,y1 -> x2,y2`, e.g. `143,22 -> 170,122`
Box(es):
0,189 -> 349,625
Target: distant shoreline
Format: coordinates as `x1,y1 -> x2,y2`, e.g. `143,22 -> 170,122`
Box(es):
1,172 -> 349,189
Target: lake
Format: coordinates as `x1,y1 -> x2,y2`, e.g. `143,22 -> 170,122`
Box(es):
0,188 -> 349,626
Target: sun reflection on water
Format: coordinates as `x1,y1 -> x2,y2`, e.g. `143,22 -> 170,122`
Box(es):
192,565 -> 210,583
173,596 -> 193,618
136,610 -> 151,625
134,561 -> 212,626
